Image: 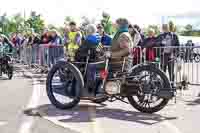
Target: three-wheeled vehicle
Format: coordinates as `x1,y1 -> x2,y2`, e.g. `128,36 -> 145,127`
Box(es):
46,47 -> 175,113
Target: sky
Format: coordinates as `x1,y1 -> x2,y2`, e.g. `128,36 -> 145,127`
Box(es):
0,0 -> 200,27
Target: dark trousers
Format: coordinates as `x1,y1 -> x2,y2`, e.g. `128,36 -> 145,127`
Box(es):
161,53 -> 175,82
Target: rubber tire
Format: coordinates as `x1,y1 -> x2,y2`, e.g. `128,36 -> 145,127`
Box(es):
46,62 -> 82,110
92,96 -> 108,104
194,54 -> 200,63
7,65 -> 13,80
127,64 -> 170,114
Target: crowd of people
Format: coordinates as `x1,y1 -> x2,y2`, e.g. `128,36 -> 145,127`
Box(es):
0,12 -> 182,85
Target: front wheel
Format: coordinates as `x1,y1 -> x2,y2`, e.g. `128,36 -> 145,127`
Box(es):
46,61 -> 83,109
7,65 -> 13,80
194,54 -> 200,63
127,64 -> 171,113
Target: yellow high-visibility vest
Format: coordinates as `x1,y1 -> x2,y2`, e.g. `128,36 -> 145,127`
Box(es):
68,31 -> 79,50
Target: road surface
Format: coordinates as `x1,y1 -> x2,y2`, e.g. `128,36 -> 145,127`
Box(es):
0,63 -> 200,133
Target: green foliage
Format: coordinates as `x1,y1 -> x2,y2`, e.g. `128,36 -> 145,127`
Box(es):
168,21 -> 177,32
25,12 -> 45,34
180,24 -> 200,37
64,16 -> 74,25
144,25 -> 160,36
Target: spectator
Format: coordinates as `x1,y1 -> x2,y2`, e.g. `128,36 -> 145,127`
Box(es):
11,33 -> 21,48
128,24 -> 141,46
48,29 -> 63,67
143,28 -> 158,61
50,29 -> 62,45
157,24 -> 180,86
63,25 -> 70,45
133,24 -> 145,46
101,12 -> 113,35
185,40 -> 194,62
97,24 -> 112,46
40,29 -> 52,44
128,24 -> 142,65
66,21 -> 82,61
11,33 -> 21,58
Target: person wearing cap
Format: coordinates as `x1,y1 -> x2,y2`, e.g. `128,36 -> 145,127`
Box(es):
101,12 -> 113,35
97,24 -> 112,46
109,18 -> 136,72
66,21 -> 82,61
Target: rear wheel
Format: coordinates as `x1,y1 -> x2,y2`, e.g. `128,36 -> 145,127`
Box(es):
127,64 -> 171,113
46,62 -> 82,109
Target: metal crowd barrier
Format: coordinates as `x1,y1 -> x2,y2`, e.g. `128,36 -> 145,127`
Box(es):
18,43 -> 200,86
132,46 -> 200,86
20,44 -> 64,73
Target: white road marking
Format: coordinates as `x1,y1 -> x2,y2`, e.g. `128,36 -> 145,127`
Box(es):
160,121 -> 182,133
88,106 -> 102,133
18,68 -> 42,133
0,121 -> 7,126
18,117 -> 34,133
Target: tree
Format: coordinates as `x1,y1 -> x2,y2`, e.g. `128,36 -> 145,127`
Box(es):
185,24 -> 193,31
64,16 -> 73,25
0,13 -> 9,35
47,24 -> 56,30
168,21 -> 177,32
25,11 -> 45,33
145,25 -> 160,36
9,13 -> 25,33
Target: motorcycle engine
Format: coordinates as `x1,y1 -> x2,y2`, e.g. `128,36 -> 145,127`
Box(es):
105,81 -> 121,95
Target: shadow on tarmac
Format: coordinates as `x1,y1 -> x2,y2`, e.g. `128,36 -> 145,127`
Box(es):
26,104 -> 177,126
186,98 -> 200,106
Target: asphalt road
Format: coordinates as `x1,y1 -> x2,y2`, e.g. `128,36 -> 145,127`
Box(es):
0,65 -> 78,133
0,64 -> 200,133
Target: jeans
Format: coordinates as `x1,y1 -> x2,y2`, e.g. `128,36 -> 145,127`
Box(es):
161,53 -> 175,82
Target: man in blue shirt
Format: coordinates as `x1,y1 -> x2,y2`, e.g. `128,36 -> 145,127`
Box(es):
97,24 -> 112,46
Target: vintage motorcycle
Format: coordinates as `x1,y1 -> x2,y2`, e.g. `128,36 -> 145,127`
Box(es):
46,48 -> 175,113
0,46 -> 13,80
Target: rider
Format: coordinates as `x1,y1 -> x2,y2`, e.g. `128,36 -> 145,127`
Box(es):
74,24 -> 103,94
110,18 -> 138,71
0,35 -> 13,76
75,24 -> 102,62
0,34 -> 13,53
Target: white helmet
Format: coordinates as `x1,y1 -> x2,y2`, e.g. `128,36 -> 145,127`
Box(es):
85,24 -> 97,36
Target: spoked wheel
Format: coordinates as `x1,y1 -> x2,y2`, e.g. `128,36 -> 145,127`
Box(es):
46,62 -> 83,109
194,54 -> 200,63
127,64 -> 171,113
